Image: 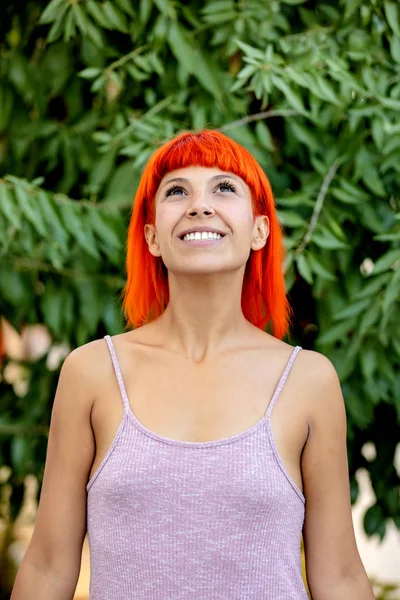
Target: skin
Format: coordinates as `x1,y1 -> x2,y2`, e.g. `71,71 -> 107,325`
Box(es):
11,166 -> 375,600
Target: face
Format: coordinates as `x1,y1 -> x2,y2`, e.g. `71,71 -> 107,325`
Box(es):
144,166 -> 269,276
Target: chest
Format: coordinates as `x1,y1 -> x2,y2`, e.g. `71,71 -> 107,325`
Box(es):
89,345 -> 309,493
129,356 -> 274,437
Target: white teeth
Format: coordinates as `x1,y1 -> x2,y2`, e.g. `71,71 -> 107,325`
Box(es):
183,232 -> 222,242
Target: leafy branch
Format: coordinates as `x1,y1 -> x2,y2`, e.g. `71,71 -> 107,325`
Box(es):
218,109 -> 300,132
296,159 -> 341,255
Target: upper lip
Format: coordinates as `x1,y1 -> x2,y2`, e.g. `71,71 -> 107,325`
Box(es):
178,226 -> 227,239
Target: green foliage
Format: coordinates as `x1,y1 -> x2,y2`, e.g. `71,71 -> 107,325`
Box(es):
0,0 -> 399,561
372,577 -> 400,600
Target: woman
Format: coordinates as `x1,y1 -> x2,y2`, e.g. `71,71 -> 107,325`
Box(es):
11,130 -> 375,599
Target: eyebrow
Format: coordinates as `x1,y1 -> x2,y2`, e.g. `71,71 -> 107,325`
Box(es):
162,173 -> 244,188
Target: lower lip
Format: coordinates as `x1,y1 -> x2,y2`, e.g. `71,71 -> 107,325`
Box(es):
178,236 -> 226,247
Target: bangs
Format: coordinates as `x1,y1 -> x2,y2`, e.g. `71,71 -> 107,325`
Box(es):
158,131 -> 251,178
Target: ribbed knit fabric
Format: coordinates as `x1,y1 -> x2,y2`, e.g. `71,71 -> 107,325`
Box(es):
86,335 -> 307,600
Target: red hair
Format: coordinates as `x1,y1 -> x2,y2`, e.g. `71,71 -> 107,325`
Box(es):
121,130 -> 293,340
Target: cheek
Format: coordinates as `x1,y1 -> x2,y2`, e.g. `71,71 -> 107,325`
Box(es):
233,206 -> 255,233
155,206 -> 177,239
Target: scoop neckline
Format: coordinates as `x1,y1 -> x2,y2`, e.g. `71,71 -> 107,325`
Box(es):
123,407 -> 305,502
106,334 -> 302,448
124,404 -> 268,448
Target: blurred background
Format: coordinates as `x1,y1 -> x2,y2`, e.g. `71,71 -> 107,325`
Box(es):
0,0 -> 399,598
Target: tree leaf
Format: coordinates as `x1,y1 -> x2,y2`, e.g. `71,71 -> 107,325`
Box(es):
153,0 -> 169,15
308,253 -> 337,281
102,2 -> 129,32
315,76 -> 341,105
364,504 -> 386,539
360,343 -> 377,379
285,67 -> 313,89
167,21 -> 196,73
74,279 -> 103,334
334,298 -> 370,321
371,119 -> 385,150
0,85 -> 14,133
194,52 -> 222,101
390,35 -> 400,63
289,120 -> 319,152
377,95 -> 400,110
362,164 -> 386,197
78,67 -> 102,79
86,19 -> 104,46
277,210 -> 306,228
14,185 -> 48,237
369,249 -> 400,276
64,6 -> 76,41
271,75 -> 307,114
86,206 -> 123,250
72,4 -> 89,34
344,0 -> 363,20
255,121 -> 274,151
235,39 -> 265,60
317,320 -> 354,345
40,279 -> 64,336
382,269 -> 400,313
10,437 -> 30,476
115,0 -> 135,17
312,226 -> 349,250
296,253 -> 313,284
37,191 -> 69,255
384,1 -> 400,35
86,0 -> 110,27
58,202 -> 100,259
0,184 -> 21,229
139,0 -> 153,25
39,0 -> 66,24
353,273 -> 391,299
331,187 -> 364,204
359,299 -> 380,336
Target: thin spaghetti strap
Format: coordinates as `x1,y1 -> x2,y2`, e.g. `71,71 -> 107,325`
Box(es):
266,346 -> 302,419
104,335 -> 130,413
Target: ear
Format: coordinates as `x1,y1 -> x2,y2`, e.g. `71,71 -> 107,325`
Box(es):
144,224 -> 162,257
251,215 -> 269,251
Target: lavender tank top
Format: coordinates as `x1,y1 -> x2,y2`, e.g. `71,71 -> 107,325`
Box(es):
86,335 -> 307,600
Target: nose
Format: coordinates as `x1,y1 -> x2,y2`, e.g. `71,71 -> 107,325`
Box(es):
186,205 -> 215,216
186,192 -> 215,217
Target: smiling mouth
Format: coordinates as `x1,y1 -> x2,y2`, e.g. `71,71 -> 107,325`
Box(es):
178,233 -> 226,241
178,234 -> 226,245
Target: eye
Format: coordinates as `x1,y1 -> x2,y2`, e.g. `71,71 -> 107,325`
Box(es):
216,180 -> 236,193
165,185 -> 185,197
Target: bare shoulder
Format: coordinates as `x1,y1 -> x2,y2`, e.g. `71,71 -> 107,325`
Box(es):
262,341 -> 344,429
62,331 -> 151,409
259,333 -> 340,392
66,336 -> 110,368
296,347 -> 339,380
62,336 -> 116,393
293,348 -> 344,421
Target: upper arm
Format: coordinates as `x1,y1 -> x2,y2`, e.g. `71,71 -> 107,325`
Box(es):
301,351 -> 365,594
23,343 -> 97,579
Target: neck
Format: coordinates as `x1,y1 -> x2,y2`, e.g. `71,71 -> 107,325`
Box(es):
154,270 -> 253,362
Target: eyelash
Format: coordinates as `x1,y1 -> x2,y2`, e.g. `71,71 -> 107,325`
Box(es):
165,180 -> 236,196
218,180 -> 236,193
165,184 -> 184,196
